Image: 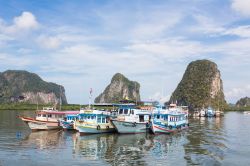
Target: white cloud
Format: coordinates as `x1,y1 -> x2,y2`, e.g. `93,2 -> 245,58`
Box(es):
223,25 -> 250,38
148,92 -> 170,104
232,0 -> 250,17
126,38 -> 205,60
37,35 -> 61,49
0,53 -> 31,67
225,85 -> 250,103
1,11 -> 39,34
190,15 -> 225,35
131,12 -> 182,39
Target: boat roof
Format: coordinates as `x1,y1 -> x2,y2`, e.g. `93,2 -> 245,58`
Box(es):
38,110 -> 79,115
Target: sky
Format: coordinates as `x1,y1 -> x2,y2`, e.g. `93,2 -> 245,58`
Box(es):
0,0 -> 250,104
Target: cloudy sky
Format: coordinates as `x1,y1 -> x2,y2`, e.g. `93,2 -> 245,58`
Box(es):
0,0 -> 250,104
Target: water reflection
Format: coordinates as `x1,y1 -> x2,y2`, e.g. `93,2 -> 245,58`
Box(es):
1,110 -> 250,165
71,132 -> 187,165
20,130 -> 64,150
184,117 -> 227,165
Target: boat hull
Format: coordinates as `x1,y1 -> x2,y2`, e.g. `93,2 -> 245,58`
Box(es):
111,120 -> 148,134
77,125 -> 115,134
151,122 -> 188,134
19,116 -> 61,131
60,121 -> 75,130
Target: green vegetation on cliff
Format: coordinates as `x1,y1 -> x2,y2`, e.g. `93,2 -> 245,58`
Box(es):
236,97 -> 250,107
0,70 -> 67,104
169,60 -> 226,110
95,73 -> 140,103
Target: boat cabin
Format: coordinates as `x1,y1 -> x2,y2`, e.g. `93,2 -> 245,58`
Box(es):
77,110 -> 110,124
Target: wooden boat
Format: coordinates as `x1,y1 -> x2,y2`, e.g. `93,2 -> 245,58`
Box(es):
206,107 -> 216,117
19,107 -> 79,131
60,114 -> 79,130
74,109 -> 115,135
151,107 -> 189,134
111,104 -> 152,134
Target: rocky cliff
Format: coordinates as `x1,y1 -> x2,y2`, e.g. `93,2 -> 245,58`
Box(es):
236,97 -> 250,107
0,70 -> 67,104
169,60 -> 226,110
95,73 -> 140,103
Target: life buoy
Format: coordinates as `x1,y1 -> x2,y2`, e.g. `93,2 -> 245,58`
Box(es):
106,126 -> 109,129
169,125 -> 172,129
97,125 -> 101,130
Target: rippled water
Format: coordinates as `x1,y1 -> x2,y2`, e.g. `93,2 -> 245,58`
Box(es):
0,111 -> 250,166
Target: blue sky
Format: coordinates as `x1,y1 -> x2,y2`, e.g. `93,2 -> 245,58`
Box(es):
1,0 -> 250,104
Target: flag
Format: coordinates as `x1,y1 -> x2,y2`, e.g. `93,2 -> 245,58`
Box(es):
89,88 -> 93,97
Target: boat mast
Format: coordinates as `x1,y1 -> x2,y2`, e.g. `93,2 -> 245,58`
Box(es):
89,88 -> 92,109
59,86 -> 62,111
135,82 -> 137,105
36,93 -> 38,110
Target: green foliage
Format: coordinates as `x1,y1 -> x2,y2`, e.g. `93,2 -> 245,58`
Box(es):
0,103 -> 116,111
236,97 -> 250,107
169,60 -> 226,110
95,73 -> 140,103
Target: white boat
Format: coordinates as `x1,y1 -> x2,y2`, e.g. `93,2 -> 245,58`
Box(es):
206,107 -> 215,117
199,109 -> 206,117
151,106 -> 189,134
243,111 -> 250,114
74,109 -> 115,135
111,104 -> 152,134
19,107 -> 79,131
60,114 -> 79,130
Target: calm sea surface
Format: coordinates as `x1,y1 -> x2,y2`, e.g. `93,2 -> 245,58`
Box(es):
0,111 -> 250,166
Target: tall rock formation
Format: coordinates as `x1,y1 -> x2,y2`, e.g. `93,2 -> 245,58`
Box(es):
0,70 -> 67,104
95,73 -> 140,103
236,97 -> 250,107
169,60 -> 226,110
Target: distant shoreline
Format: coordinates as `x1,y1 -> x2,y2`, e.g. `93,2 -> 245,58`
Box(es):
0,103 -> 115,111
0,103 -> 249,112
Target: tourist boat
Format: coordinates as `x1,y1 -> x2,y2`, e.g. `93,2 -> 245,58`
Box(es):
74,109 -> 115,135
19,107 -> 79,131
199,109 -> 206,117
206,107 -> 215,117
151,108 -> 189,134
60,114 -> 79,130
111,104 -> 152,134
243,111 -> 250,115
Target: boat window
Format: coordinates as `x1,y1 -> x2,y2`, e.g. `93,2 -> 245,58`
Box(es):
131,110 -> 134,115
37,114 -> 41,117
124,109 -> 128,114
139,115 -> 144,122
48,114 -> 52,118
119,109 -> 123,114
91,116 -> 95,119
87,116 -> 90,119
156,115 -> 160,119
42,114 -> 46,117
102,117 -> 106,123
97,117 -> 101,123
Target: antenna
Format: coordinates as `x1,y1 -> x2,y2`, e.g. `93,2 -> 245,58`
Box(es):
59,86 -> 62,111
89,88 -> 93,109
135,82 -> 137,105
36,93 -> 38,110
